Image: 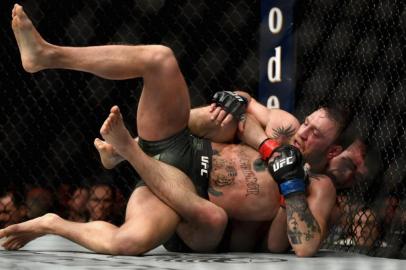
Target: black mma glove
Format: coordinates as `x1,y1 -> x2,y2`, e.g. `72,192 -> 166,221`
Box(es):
268,144 -> 306,197
212,91 -> 248,121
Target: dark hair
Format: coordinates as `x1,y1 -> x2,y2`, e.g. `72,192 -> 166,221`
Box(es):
320,103 -> 352,148
0,189 -> 24,208
89,182 -> 116,201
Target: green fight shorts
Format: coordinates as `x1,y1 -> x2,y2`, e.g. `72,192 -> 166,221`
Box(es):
135,129 -> 213,252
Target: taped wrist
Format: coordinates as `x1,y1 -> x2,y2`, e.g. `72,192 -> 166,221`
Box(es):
279,178 -> 306,197
258,138 -> 280,160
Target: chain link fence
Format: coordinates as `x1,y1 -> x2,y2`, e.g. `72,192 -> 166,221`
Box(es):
0,0 -> 259,233
294,0 -> 406,258
1,0 -> 405,258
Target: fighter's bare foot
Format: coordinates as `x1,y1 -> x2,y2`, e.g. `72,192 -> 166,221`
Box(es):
11,4 -> 53,73
100,106 -> 136,159
94,138 -> 124,169
0,213 -> 58,250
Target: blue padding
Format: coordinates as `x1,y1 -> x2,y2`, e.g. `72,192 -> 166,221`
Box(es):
279,178 -> 305,197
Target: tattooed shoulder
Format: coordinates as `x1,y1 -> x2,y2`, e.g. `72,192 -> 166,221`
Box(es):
270,125 -> 296,141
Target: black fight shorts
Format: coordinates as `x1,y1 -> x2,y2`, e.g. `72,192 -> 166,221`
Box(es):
135,129 -> 213,252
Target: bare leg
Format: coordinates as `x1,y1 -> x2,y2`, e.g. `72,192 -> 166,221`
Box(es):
100,106 -> 227,251
12,4 -> 225,251
11,4 -> 51,73
0,187 -> 180,255
12,4 -> 170,79
12,4 -> 190,141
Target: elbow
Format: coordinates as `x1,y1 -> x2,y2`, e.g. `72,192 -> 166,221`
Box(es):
268,246 -> 289,254
293,246 -> 319,257
267,241 -> 290,254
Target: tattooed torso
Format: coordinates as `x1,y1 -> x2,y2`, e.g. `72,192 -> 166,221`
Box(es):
208,142 -> 280,221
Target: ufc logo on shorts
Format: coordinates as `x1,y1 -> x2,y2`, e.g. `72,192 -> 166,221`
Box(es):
272,157 -> 293,171
201,156 -> 209,176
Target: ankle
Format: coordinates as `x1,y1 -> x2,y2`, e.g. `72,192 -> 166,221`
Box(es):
116,137 -> 139,158
40,213 -> 61,233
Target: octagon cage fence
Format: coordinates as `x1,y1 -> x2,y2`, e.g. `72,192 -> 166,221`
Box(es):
0,0 -> 405,259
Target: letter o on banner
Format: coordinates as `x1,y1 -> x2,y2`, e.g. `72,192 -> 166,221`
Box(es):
268,8 -> 283,34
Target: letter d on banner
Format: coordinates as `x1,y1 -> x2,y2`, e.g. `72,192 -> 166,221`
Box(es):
268,46 -> 282,83
259,0 -> 297,112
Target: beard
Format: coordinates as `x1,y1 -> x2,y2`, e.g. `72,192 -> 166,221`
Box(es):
303,150 -> 328,172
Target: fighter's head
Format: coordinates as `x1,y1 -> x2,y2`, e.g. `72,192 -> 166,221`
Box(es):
326,139 -> 367,188
292,104 -> 350,172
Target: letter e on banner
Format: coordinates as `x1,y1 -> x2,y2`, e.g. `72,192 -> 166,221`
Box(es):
267,95 -> 280,108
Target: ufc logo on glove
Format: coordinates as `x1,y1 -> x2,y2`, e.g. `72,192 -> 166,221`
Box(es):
272,157 -> 294,171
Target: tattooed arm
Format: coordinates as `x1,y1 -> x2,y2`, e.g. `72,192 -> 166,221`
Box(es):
188,92 -> 299,145
237,100 -> 300,149
284,175 -> 336,257
245,97 -> 299,135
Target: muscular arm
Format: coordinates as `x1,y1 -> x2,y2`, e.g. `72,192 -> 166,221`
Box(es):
245,96 -> 299,131
188,91 -> 299,146
284,175 -> 336,257
238,112 -> 298,150
267,207 -> 290,253
239,94 -> 300,147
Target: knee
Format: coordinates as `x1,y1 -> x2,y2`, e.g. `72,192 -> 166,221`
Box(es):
195,204 -> 227,231
209,208 -> 228,230
148,45 -> 177,69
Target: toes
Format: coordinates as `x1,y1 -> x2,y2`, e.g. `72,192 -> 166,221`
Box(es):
100,118 -> 112,134
100,106 -> 125,138
100,122 -> 112,136
108,113 -> 119,127
100,126 -> 108,137
111,105 -> 120,114
12,4 -> 19,15
15,4 -> 23,14
0,225 -> 14,238
6,238 -> 23,250
14,6 -> 21,17
2,236 -> 15,250
10,240 -> 24,250
111,106 -> 123,120
2,224 -> 22,239
11,16 -> 19,28
94,138 -> 104,148
12,5 -> 24,21
4,238 -> 15,250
